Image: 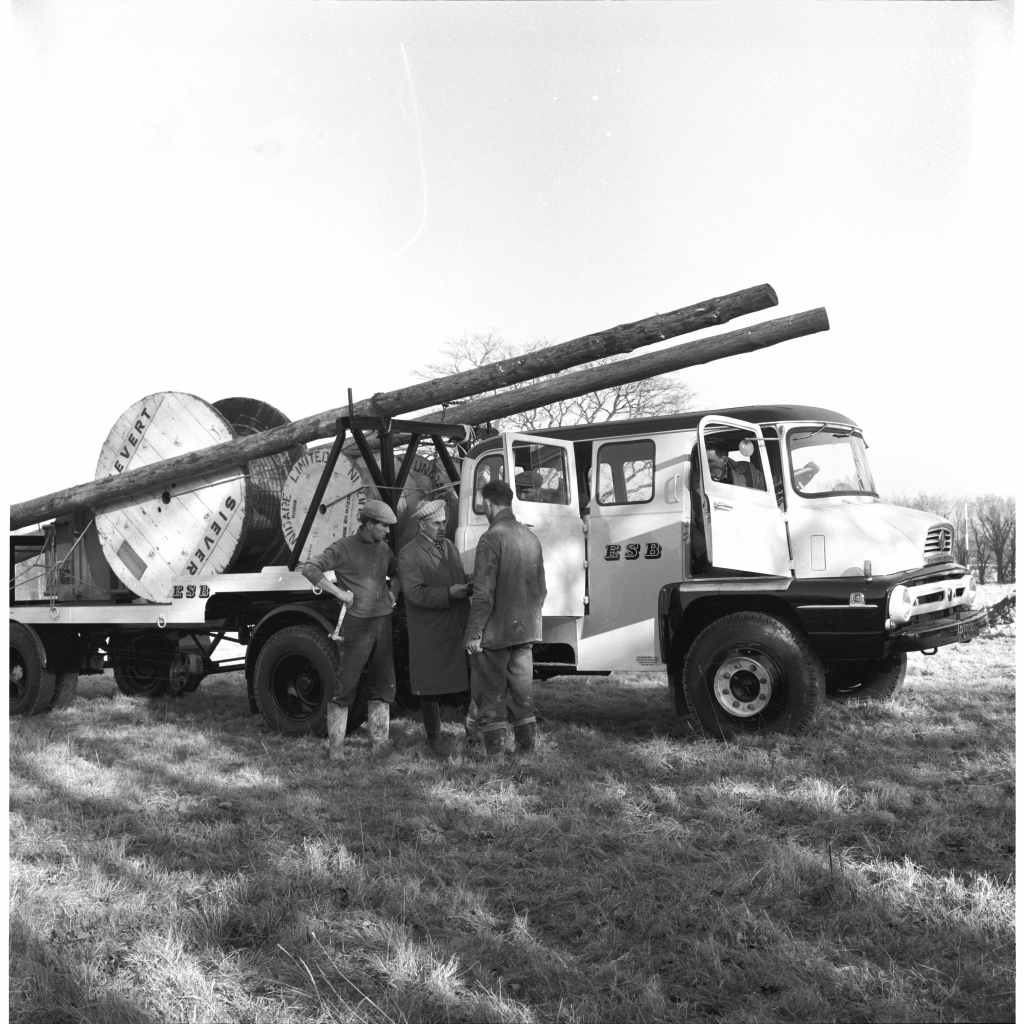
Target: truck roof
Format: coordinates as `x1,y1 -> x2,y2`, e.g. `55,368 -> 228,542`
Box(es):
468,404 -> 858,455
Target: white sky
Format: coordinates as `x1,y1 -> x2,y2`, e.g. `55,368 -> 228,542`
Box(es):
5,0 -> 1017,512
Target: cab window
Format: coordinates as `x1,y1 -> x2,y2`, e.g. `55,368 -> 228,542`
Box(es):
472,455 -> 505,514
703,428 -> 768,493
511,441 -> 569,504
596,439 -> 655,505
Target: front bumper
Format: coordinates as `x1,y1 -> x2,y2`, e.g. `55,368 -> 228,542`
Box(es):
891,605 -> 989,652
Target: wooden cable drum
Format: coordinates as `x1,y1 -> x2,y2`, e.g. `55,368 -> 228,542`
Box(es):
279,449 -> 460,560
279,446 -> 375,560
213,397 -> 305,570
94,392 -> 303,602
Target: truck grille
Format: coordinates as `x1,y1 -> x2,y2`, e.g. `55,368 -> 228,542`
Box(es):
924,525 -> 953,563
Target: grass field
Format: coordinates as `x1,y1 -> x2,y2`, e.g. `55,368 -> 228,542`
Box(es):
8,594 -> 1015,1023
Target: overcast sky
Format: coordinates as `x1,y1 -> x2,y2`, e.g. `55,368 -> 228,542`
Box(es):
6,0 -> 1016,513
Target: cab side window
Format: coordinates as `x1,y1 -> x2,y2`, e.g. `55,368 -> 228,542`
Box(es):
472,455 -> 505,514
596,440 -> 655,505
511,441 -> 570,504
704,429 -> 768,493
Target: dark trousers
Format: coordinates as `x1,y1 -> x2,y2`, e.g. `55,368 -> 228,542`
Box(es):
332,614 -> 396,706
471,644 -> 536,733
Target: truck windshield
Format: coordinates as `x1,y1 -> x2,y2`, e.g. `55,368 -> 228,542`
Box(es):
787,427 -> 876,497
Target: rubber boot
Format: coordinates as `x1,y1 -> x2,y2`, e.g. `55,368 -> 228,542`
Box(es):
482,727 -> 507,758
464,699 -> 482,748
326,703 -> 348,762
422,699 -> 451,757
513,721 -> 537,753
367,700 -> 391,752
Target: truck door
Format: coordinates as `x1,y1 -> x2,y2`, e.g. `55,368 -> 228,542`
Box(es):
504,434 -> 586,617
697,416 -> 790,577
581,431 -> 688,671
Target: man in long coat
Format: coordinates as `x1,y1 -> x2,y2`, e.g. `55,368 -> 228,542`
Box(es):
398,499 -> 471,755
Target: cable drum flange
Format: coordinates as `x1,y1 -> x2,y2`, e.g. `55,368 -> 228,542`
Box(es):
94,392 -> 302,601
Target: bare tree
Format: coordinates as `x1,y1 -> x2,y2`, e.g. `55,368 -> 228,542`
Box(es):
974,495 -> 1016,583
418,333 -> 695,430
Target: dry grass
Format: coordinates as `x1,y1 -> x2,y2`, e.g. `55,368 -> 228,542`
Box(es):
8,592 -> 1015,1023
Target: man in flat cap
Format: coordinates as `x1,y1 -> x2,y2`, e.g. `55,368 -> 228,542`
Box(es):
300,498 -> 400,759
398,498 -> 472,756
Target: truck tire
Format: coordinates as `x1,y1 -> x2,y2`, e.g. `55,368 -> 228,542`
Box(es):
109,631 -> 175,698
682,612 -> 824,738
10,622 -> 57,716
50,672 -> 79,710
253,625 -> 337,735
826,653 -> 908,702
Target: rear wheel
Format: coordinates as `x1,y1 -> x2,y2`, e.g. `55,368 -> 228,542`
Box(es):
826,653 -> 908,702
10,623 -> 57,716
253,625 -> 335,735
108,631 -> 176,698
683,612 -> 824,738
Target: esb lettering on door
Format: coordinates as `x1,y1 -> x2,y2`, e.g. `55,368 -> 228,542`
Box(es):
604,543 -> 662,561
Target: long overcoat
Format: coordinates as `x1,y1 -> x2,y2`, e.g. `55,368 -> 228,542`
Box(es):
398,534 -> 470,696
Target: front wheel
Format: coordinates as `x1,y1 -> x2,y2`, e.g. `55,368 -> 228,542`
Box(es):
826,653 -> 907,702
682,612 -> 824,738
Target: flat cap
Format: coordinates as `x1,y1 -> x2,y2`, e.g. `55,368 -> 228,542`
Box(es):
359,499 -> 397,525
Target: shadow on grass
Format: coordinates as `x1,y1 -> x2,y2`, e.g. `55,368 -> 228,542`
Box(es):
9,917 -> 159,1024
9,659 -> 1015,1024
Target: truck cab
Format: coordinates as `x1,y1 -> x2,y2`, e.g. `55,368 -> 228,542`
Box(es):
455,405 -> 986,737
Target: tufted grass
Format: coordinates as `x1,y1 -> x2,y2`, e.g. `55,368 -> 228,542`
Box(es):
8,597 -> 1014,1023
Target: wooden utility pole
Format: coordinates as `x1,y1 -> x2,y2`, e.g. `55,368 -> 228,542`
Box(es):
10,285 -> 777,529
415,308 -> 830,428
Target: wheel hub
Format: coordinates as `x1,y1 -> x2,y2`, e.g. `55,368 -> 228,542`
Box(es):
713,655 -> 773,717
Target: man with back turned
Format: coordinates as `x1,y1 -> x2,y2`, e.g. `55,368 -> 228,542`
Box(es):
464,479 -> 547,757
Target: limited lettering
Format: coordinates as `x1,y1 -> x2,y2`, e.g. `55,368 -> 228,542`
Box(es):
173,585 -> 184,598
644,543 -> 662,559
604,544 -> 621,561
186,585 -> 196,598
199,584 -> 210,598
625,543 -> 641,560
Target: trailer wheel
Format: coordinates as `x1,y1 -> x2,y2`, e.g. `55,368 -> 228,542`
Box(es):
826,653 -> 908,702
10,623 -> 57,716
109,631 -> 175,698
682,612 -> 824,738
253,625 -> 337,735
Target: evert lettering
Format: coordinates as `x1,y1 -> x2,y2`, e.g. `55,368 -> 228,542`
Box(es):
111,406 -> 152,473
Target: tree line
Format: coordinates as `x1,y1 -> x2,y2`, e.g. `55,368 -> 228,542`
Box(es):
421,336 -> 1015,584
886,493 -> 1016,584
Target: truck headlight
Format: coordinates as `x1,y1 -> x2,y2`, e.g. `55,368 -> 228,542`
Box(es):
888,585 -> 914,626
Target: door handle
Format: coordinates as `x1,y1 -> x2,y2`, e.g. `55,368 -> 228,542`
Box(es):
713,502 -> 733,511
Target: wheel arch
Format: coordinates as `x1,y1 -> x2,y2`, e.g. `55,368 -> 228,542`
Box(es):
662,589 -> 806,671
244,603 -> 336,687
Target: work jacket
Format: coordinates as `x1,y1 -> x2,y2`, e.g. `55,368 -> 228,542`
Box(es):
465,508 -> 547,650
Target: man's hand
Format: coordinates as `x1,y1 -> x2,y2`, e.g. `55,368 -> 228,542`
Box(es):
449,583 -> 471,600
465,638 -> 483,655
